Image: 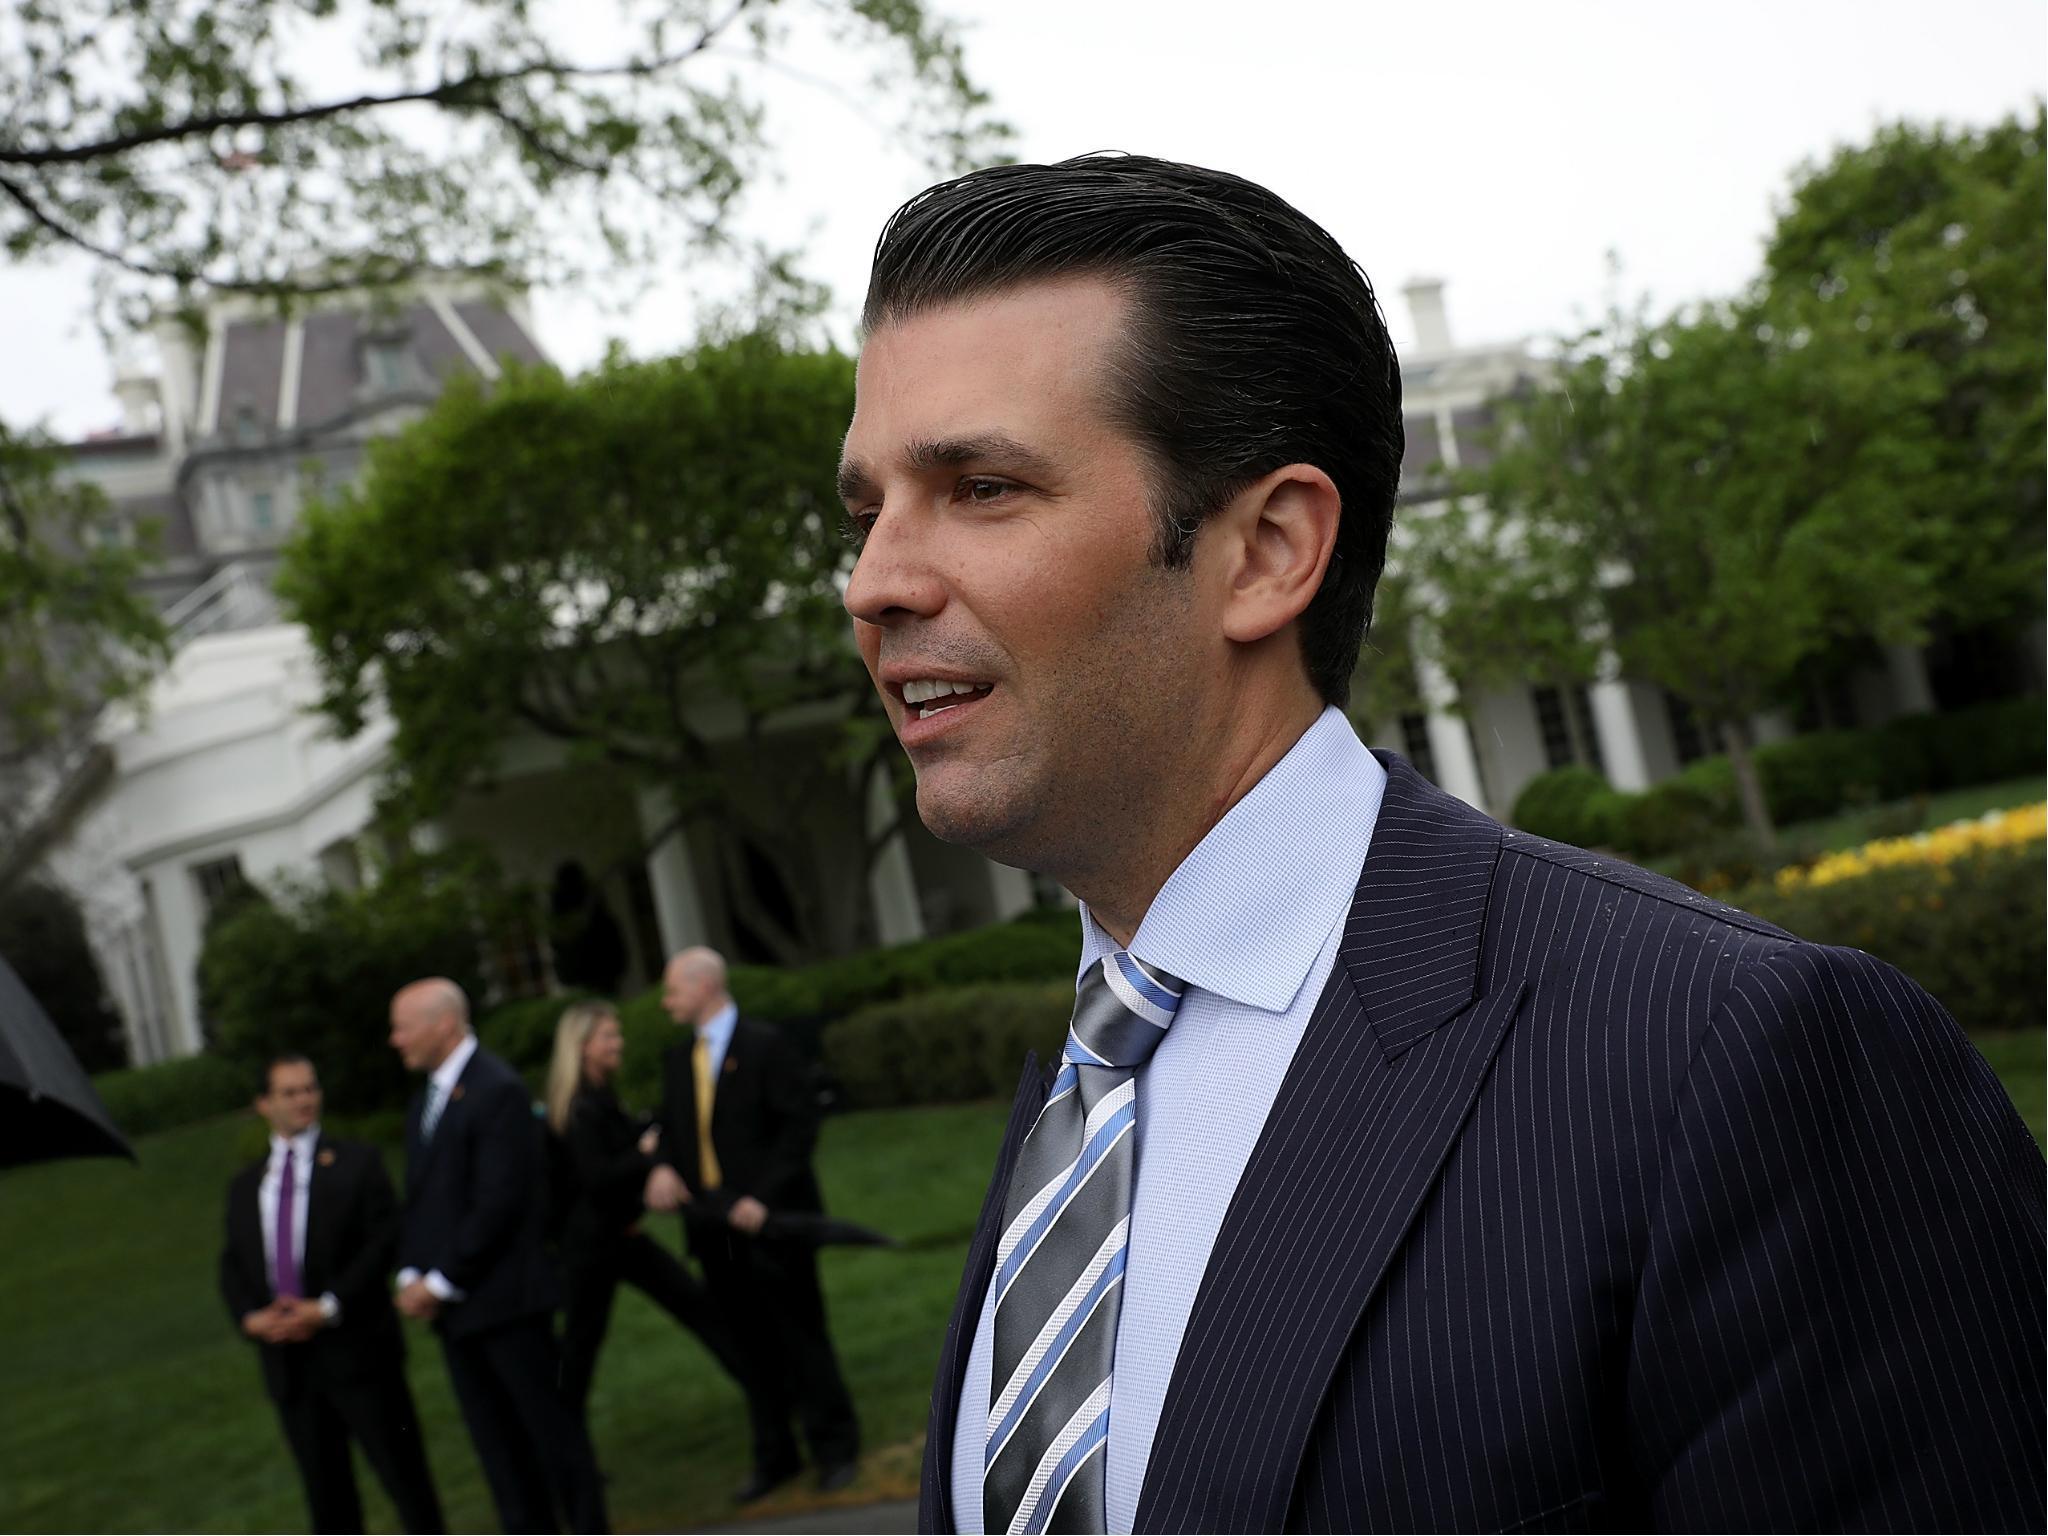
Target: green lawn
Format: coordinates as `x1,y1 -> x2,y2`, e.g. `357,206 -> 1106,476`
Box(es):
0,1102 -> 1008,1534
4,1033 -> 2041,1533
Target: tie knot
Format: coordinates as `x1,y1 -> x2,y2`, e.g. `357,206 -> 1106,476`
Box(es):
1065,951 -> 1185,1070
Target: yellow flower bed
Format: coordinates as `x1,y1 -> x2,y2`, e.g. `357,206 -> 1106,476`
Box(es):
1776,802 -> 2047,892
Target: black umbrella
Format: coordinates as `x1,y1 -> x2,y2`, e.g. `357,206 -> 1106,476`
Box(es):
0,952 -> 136,1167
683,1194 -> 896,1249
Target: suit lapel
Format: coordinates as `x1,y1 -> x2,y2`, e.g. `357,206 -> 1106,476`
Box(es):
303,1133 -> 336,1288
1134,755 -> 1527,1533
921,1050 -> 1054,1534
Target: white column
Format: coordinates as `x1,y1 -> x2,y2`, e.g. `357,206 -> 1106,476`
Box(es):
635,786 -> 708,956
1412,652 -> 1488,812
1883,643 -> 1937,717
865,770 -> 925,946
1588,673 -> 1653,792
985,859 -> 1035,922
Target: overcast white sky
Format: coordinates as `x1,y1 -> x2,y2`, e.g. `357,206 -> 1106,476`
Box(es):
3,0 -> 2042,438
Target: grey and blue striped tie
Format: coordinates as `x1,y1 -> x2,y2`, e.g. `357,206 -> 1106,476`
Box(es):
983,950 -> 1185,1535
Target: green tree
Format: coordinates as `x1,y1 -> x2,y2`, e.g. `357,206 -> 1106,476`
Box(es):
278,334 -> 891,964
0,0 -> 1007,327
1762,106 -> 2046,636
1432,294 -> 1946,843
0,424 -> 169,889
0,879 -> 128,1072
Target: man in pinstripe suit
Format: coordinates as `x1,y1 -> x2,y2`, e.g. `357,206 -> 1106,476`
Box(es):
838,154 -> 2046,1534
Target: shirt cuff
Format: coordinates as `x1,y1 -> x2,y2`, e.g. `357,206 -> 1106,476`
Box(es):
423,1269 -> 466,1303
318,1293 -> 340,1325
395,1267 -> 421,1289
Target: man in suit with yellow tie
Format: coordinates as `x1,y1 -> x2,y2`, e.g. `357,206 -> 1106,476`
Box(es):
644,947 -> 860,1503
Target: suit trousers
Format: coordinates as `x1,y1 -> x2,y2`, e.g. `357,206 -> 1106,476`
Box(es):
558,1230 -> 748,1419
273,1360 -> 444,1534
698,1227 -> 860,1477
441,1314 -> 609,1534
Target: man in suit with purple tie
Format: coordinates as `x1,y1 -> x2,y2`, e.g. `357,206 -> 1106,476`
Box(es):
836,154 -> 2046,1533
220,1053 -> 444,1533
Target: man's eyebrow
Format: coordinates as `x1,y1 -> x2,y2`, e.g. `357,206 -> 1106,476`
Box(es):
903,432 -> 1058,480
835,455 -> 877,507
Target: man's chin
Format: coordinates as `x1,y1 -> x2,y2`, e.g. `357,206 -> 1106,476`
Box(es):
914,775 -> 1036,860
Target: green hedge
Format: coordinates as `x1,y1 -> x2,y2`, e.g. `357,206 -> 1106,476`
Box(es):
92,1051 -> 249,1139
1513,696 -> 2045,854
1730,842 -> 2046,1032
474,907 -> 1084,1105
822,983 -> 1072,1110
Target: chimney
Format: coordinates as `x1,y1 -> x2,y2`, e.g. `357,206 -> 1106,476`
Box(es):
1403,277 -> 1453,357
112,368 -> 162,436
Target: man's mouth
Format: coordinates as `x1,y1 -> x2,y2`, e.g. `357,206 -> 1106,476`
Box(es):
899,678 -> 995,720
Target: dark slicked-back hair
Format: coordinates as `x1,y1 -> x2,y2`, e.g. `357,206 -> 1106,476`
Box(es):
862,153 -> 1403,706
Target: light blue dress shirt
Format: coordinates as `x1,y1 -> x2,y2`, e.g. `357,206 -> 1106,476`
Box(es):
949,706 -> 1387,1533
698,999 -> 739,1083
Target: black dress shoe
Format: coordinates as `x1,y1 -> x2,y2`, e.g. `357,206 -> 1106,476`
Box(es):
816,1461 -> 858,1494
733,1466 -> 799,1504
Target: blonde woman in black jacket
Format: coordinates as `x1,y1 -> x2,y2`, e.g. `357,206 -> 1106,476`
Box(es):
545,1002 -> 746,1424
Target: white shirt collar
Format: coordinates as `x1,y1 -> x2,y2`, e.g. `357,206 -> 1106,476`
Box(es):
1078,706 -> 1386,1014
268,1124 -> 321,1164
431,1032 -> 479,1096
698,999 -> 739,1041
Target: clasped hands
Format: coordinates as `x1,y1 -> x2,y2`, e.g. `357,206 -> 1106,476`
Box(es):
642,1165 -> 769,1233
241,1295 -> 327,1344
395,1279 -> 442,1321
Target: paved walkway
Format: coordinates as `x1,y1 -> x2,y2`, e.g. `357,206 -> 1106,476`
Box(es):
695,1497 -> 917,1534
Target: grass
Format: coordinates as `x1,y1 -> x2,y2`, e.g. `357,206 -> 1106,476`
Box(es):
5,1026 -> 2041,1533
1974,1029 -> 2045,1146
0,1101 -> 1009,1534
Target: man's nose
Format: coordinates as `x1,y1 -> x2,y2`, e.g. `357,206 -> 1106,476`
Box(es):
843,503 -> 945,629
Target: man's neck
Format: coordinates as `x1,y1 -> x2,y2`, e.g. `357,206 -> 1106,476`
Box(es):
1073,693 -> 1323,946
694,997 -> 733,1034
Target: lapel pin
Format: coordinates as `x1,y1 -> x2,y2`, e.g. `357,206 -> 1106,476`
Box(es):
723,1057 -> 738,1075
317,1149 -> 337,1167
451,1084 -> 465,1102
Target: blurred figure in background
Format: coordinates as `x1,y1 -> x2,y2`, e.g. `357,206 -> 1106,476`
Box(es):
219,1052 -> 444,1534
544,999 -> 747,1432
644,947 -> 861,1502
390,977 -> 608,1534
547,862 -> 628,998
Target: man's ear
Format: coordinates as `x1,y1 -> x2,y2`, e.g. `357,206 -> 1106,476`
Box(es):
1211,463 -> 1341,645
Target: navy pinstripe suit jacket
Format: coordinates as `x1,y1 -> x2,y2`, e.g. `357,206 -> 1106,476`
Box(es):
921,753 -> 2046,1533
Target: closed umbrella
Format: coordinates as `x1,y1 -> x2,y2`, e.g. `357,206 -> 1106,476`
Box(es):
0,952 -> 136,1167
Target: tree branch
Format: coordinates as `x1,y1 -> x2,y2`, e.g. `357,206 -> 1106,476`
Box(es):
0,0 -> 758,169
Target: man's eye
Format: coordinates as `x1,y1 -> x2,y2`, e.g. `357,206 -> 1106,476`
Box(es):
841,508 -> 878,546
958,477 -> 1012,504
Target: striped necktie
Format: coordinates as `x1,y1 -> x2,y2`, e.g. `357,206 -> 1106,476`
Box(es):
420,1080 -> 447,1142
984,950 -> 1185,1536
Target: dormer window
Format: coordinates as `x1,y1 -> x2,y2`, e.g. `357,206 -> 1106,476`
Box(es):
231,399 -> 262,444
361,331 -> 414,394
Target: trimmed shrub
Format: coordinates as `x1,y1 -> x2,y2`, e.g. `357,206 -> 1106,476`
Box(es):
92,1051 -> 249,1138
198,854 -> 489,1114
1752,730 -> 1880,824
1511,766 -> 1618,847
477,991 -> 592,1089
823,983 -> 1072,1110
1730,842 -> 2045,1032
1610,779 -> 1728,857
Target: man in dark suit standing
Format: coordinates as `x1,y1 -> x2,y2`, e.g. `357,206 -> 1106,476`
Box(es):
644,947 -> 860,1502
389,977 -> 608,1534
221,1052 -> 444,1534
837,155 -> 2046,1533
